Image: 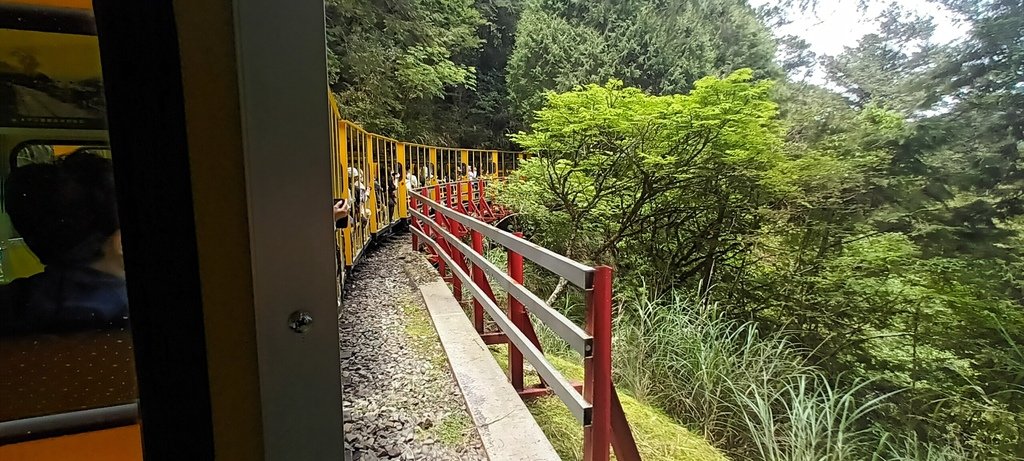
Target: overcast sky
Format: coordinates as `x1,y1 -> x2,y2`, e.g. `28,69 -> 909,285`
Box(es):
749,0 -> 971,57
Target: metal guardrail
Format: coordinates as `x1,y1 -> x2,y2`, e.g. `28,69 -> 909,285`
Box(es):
414,185 -> 595,289
322,110 -> 638,460
408,193 -> 593,355
408,180 -> 640,461
410,224 -> 592,423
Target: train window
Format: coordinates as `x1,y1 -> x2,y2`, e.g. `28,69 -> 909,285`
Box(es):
0,6 -> 140,450
0,149 -> 138,440
0,28 -> 106,131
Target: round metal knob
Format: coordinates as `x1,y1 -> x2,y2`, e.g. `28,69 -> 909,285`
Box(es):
288,310 -> 314,333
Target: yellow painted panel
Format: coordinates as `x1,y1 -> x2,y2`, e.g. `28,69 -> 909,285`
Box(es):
0,0 -> 92,9
0,425 -> 142,461
0,29 -> 101,81
1,239 -> 44,281
52,145 -> 80,156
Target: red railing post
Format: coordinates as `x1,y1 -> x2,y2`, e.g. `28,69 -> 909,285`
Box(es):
432,204 -> 450,279
435,243 -> 447,281
448,242 -> 462,302
420,198 -> 430,236
593,266 -> 614,461
453,245 -> 471,305
410,195 -> 419,250
433,184 -> 441,204
479,180 -> 496,219
466,181 -> 480,216
507,232 -> 525,391
434,204 -> 448,235
610,384 -> 641,461
456,182 -> 468,214
584,266 -> 613,461
470,230 -> 486,333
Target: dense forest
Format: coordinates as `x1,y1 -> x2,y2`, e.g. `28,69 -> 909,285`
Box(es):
326,0 -> 1023,459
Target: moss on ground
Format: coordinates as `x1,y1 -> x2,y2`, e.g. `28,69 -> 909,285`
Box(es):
489,345 -> 728,461
399,296 -> 470,446
400,297 -> 449,371
434,412 -> 472,447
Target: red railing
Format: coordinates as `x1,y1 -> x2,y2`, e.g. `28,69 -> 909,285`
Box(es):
408,180 -> 640,461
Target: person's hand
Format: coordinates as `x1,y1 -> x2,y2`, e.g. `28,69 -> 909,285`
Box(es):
333,200 -> 350,221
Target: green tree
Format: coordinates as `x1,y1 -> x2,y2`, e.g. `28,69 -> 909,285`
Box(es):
924,0 -> 1023,221
324,0 -> 483,139
506,0 -> 779,128
821,3 -> 938,112
497,70 -> 784,295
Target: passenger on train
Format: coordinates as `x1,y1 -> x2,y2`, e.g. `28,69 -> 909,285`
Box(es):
349,167 -> 369,225
387,167 -> 398,220
334,198 -> 350,229
406,165 -> 420,191
375,165 -> 396,222
0,152 -> 128,336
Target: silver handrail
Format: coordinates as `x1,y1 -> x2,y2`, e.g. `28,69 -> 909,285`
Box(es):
411,226 -> 592,424
410,188 -> 594,289
410,208 -> 593,356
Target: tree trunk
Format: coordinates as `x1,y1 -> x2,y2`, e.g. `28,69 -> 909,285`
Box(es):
546,277 -> 569,306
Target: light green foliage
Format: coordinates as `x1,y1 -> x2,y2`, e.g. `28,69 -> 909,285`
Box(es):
497,71 -> 784,293
497,1 -> 1023,454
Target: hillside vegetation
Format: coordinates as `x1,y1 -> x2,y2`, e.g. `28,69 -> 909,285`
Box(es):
328,1 -> 1023,459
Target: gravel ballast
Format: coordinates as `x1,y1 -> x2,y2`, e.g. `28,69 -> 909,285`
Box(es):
341,234 -> 485,461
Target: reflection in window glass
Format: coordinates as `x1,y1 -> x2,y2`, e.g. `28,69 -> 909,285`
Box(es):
0,1 -> 142,451
1,150 -> 137,436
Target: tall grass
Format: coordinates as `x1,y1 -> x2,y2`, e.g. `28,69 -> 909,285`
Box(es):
610,287 -> 976,461
733,377 -> 890,461
870,432 -> 975,461
613,288 -> 813,455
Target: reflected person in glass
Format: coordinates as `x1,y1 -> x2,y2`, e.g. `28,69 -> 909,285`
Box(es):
0,152 -> 128,336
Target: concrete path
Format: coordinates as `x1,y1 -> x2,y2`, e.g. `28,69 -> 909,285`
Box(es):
418,279 -> 559,461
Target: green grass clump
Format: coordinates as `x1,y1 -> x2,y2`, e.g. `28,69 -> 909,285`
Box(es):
488,345 -> 727,461
400,296 -> 475,448
400,297 -> 448,370
434,412 -> 472,447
